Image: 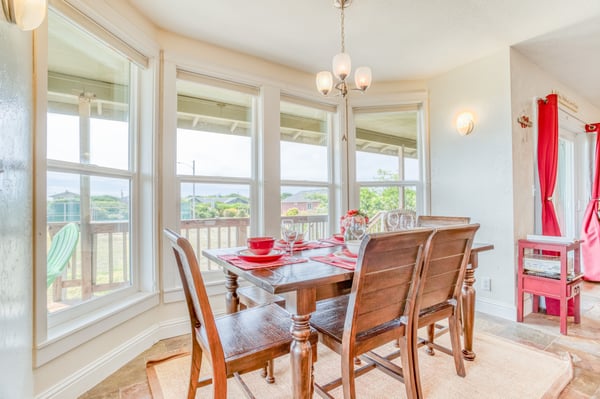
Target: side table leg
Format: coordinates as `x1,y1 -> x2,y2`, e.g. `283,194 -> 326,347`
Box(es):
462,264 -> 477,361
224,270 -> 239,314
291,313 -> 313,399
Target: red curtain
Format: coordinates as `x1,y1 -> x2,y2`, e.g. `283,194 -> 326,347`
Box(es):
537,94 -> 562,237
581,123 -> 600,282
537,94 -> 566,316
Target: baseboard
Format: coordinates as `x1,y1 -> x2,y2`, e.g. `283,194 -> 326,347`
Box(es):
475,297 -> 516,321
35,317 -> 189,399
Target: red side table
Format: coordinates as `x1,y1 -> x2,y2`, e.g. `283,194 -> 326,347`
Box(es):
516,239 -> 583,335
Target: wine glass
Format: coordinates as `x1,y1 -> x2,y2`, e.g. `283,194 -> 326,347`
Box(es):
401,213 -> 415,230
348,218 -> 367,241
281,219 -> 299,254
386,211 -> 401,231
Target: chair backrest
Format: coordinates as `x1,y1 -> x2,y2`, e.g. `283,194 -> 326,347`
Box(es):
417,215 -> 471,228
47,223 -> 79,287
417,224 -> 479,311
343,228 -> 435,345
163,228 -> 226,368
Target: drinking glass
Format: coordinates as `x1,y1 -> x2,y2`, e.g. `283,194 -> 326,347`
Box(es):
386,211 -> 401,231
400,214 -> 415,230
281,219 -> 299,254
348,218 -> 367,241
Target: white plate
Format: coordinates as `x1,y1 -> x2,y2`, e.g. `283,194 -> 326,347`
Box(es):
332,251 -> 356,263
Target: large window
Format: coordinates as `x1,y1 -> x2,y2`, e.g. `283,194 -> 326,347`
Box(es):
280,99 -> 333,239
45,10 -> 139,318
176,76 -> 257,272
354,107 -> 423,219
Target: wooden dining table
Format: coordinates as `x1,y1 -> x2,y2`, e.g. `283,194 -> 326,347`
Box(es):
203,240 -> 493,399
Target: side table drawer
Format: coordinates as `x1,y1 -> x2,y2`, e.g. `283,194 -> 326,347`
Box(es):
522,276 -> 560,297
567,281 -> 583,298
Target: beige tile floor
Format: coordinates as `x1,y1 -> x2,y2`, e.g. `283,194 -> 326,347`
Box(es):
79,281 -> 600,399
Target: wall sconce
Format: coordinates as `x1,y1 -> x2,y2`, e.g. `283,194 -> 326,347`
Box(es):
456,111 -> 475,136
1,0 -> 47,31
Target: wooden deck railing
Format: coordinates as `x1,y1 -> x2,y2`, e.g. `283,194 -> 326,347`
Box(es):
48,214 -> 329,307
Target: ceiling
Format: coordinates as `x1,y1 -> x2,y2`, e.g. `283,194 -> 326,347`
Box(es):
125,0 -> 600,108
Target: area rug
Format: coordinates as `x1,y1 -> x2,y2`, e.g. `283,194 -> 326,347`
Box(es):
146,332 -> 572,399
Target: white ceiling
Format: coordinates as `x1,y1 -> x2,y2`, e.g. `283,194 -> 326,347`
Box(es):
126,0 -> 600,108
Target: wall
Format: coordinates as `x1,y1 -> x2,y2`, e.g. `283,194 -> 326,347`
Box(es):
428,49 -> 517,318
0,20 -> 34,399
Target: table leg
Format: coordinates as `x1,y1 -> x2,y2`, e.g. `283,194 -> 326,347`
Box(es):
224,270 -> 239,314
290,288 -> 316,399
461,254 -> 478,361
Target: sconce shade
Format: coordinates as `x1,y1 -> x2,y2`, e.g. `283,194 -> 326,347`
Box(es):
2,0 -> 47,30
332,52 -> 351,81
354,66 -> 372,91
316,71 -> 334,96
456,112 -> 475,136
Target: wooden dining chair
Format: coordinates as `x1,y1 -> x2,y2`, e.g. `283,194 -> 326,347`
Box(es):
416,215 -> 471,227
310,228 -> 435,399
164,228 -> 318,399
412,223 -> 479,397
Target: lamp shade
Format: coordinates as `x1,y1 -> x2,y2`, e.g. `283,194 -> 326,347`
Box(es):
354,66 -> 372,91
332,52 -> 351,81
456,112 -> 475,136
12,0 -> 47,30
316,71 -> 334,95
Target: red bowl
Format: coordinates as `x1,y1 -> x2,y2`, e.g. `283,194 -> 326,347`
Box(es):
247,236 -> 275,255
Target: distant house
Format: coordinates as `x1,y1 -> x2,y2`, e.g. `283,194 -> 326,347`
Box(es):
48,190 -> 81,222
281,189 -> 326,214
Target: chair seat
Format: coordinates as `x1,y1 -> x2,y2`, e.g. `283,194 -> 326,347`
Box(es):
212,304 -> 318,373
238,286 -> 286,309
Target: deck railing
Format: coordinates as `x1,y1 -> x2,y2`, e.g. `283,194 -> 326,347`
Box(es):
47,214 -> 329,308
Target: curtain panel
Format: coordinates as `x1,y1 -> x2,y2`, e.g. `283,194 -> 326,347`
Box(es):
581,123 -> 600,282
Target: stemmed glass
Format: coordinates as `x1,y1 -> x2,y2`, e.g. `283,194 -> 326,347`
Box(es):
281,219 -> 299,254
401,214 -> 415,230
386,211 -> 401,231
348,218 -> 367,241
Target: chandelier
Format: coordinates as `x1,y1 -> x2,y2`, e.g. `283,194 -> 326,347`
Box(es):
315,0 -> 372,98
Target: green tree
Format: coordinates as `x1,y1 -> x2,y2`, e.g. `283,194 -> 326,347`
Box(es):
286,207 -> 299,216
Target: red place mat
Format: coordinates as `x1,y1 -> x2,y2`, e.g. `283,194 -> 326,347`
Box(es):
310,253 -> 356,270
218,254 -> 308,270
274,240 -> 338,251
319,237 -> 346,245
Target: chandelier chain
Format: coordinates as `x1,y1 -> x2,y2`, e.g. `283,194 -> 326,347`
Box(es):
340,3 -> 345,53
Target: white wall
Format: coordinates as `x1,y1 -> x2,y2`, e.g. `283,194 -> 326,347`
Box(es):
428,49 -> 517,318
0,20 -> 35,399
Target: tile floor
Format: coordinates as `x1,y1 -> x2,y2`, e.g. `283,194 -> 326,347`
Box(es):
79,281 -> 600,399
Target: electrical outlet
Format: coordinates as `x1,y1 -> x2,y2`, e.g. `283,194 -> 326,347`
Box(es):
481,277 -> 491,291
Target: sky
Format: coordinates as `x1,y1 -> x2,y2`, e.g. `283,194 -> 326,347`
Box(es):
47,116 -> 418,198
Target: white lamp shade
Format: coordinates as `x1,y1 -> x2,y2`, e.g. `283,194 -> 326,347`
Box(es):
316,71 -> 333,95
13,0 -> 47,30
332,52 -> 351,81
354,66 -> 372,91
456,112 -> 475,136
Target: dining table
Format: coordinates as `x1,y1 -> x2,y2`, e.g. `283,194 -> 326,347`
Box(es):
203,238 -> 494,399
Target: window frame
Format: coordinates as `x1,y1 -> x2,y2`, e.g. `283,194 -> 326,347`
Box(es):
33,2 -> 158,366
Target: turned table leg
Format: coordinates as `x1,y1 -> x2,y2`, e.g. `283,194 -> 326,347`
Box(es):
461,253 -> 478,361
224,270 -> 239,314
290,288 -> 316,399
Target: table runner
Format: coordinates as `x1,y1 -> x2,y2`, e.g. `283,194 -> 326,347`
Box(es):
274,240 -> 338,251
218,254 -> 308,270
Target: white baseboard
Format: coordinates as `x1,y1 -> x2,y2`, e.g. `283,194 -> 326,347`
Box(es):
36,317 -> 189,399
475,297 -> 516,321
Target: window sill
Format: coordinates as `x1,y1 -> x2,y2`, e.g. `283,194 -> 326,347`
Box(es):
35,291 -> 159,367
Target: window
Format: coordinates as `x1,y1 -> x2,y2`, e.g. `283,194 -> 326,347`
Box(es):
45,10 -> 139,319
280,99 -> 333,239
354,106 -> 423,219
176,75 -> 257,273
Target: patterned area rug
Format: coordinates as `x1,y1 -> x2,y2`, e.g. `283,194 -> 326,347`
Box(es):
146,332 -> 572,399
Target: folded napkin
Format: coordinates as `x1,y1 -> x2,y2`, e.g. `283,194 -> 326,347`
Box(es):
310,253 -> 356,270
218,254 -> 308,270
275,240 -> 338,250
319,237 -> 346,245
